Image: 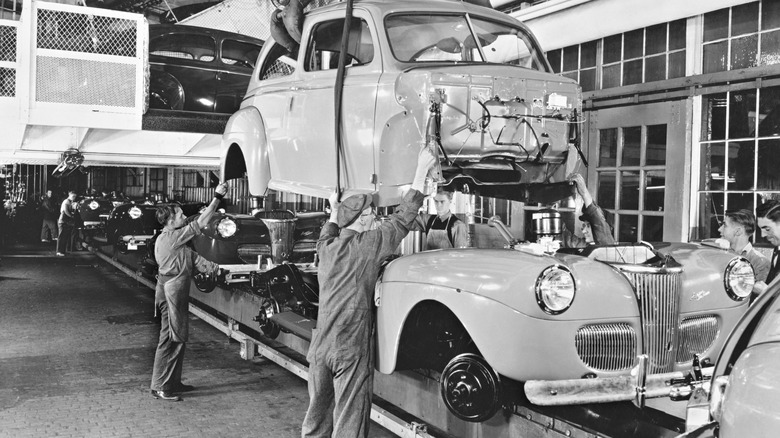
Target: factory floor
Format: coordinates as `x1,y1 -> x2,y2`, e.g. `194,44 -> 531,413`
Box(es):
0,242 -> 393,437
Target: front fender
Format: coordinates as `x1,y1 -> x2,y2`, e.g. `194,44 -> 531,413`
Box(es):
221,106 -> 270,196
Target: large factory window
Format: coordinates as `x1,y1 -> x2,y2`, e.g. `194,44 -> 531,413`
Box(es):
702,1 -> 780,73
696,86 -> 780,241
595,124 -> 667,242
546,19 -> 684,91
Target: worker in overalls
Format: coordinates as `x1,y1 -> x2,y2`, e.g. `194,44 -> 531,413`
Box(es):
149,182 -> 227,401
301,149 -> 435,437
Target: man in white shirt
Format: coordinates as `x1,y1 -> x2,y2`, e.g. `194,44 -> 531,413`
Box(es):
719,209 -> 770,298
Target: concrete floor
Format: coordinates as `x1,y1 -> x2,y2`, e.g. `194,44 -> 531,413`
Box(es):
0,243 -> 394,437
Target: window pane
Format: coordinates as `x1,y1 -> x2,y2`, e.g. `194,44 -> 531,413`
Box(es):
698,192 -> 724,239
702,93 -> 727,141
547,49 -> 562,73
726,192 -> 754,212
668,51 -> 686,78
646,24 -> 666,55
645,171 -> 665,212
645,54 -> 666,82
602,64 -> 621,88
703,8 -> 729,42
758,86 -> 780,137
622,126 -> 641,166
620,171 -> 640,210
729,141 -> 755,190
701,142 -> 726,191
622,59 -> 643,85
580,68 -> 596,92
221,39 -> 262,69
646,124 -> 667,165
763,0 -> 780,30
703,41 -> 728,73
730,34 -> 758,70
562,71 -> 578,82
599,128 -> 618,166
642,216 -> 664,242
581,40 -> 597,68
729,90 -> 757,139
604,34 -> 622,63
669,19 -> 686,50
731,2 -> 758,36
624,29 -> 644,59
619,214 -> 638,242
760,30 -> 780,66
757,139 -> 780,190
563,45 -> 578,71
598,171 -> 616,209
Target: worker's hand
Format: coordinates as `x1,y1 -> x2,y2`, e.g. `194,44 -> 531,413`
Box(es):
567,173 -> 592,207
754,281 -> 768,295
327,191 -> 340,223
417,147 -> 436,174
215,182 -> 228,197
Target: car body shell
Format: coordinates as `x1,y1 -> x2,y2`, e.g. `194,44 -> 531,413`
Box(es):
221,0 -> 581,206
149,24 -> 264,113
374,242 -> 749,382
75,197 -> 115,231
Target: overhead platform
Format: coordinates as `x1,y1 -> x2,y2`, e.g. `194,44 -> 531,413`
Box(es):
0,0 -> 221,168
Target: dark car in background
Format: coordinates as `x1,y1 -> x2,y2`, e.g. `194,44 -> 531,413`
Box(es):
105,201 -> 205,254
149,24 -> 264,113
191,210 -> 327,265
75,196 -> 116,238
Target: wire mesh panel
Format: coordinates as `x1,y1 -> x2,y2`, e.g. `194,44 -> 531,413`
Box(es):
36,56 -> 135,106
0,22 -> 17,97
36,9 -> 137,57
28,2 -> 146,129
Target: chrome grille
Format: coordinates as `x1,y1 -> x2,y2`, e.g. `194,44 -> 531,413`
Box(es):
676,316 -> 719,364
575,323 -> 637,371
622,269 -> 682,373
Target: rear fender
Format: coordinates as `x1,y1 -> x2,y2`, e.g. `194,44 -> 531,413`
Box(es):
221,107 -> 270,196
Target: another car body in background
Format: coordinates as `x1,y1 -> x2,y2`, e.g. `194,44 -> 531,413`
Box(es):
149,24 -> 264,113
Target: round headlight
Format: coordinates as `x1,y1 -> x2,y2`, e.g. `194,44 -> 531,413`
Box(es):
724,257 -> 754,301
89,200 -> 100,210
217,218 -> 237,238
535,265 -> 576,314
128,206 -> 143,220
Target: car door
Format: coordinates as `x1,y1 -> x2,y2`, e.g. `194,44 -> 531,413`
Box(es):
215,37 -> 263,113
149,30 -> 218,112
277,12 -> 379,195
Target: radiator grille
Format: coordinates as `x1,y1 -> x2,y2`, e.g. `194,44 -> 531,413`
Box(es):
676,315 -> 719,364
575,323 -> 637,371
623,270 -> 682,373
35,56 -> 135,107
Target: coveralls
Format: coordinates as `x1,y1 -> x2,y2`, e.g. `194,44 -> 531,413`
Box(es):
56,198 -> 75,254
424,212 -> 469,249
40,196 -> 58,241
301,189 -> 425,438
150,220 -> 216,392
563,202 -> 616,248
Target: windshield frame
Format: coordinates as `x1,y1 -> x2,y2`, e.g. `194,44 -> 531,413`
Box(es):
383,11 -> 550,72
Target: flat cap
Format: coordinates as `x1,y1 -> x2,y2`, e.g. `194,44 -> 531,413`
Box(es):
337,193 -> 373,228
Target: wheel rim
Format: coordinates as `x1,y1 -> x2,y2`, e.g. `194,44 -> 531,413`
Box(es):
255,298 -> 280,339
193,271 -> 217,293
440,353 -> 501,422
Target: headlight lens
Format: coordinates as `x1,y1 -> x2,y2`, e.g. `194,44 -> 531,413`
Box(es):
724,257 -> 754,300
89,200 -> 100,210
535,265 -> 576,314
217,218 -> 237,238
128,206 -> 142,220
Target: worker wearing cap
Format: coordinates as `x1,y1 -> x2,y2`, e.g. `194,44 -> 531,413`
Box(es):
302,149 -> 436,438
